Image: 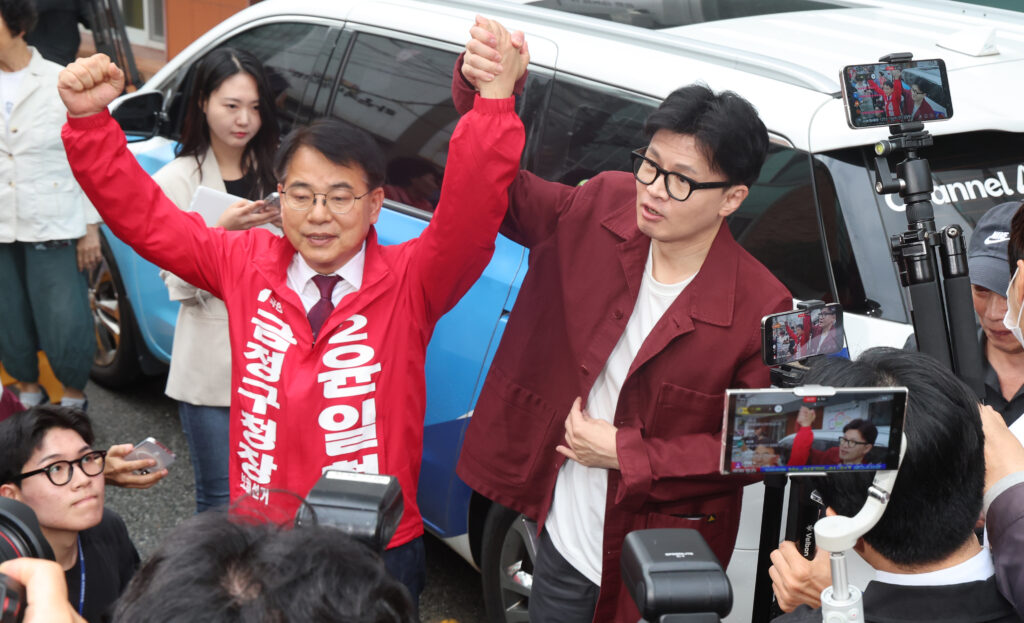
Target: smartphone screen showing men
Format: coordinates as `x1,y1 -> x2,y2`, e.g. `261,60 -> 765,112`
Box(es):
761,303 -> 844,366
720,387 -> 907,474
840,58 -> 952,128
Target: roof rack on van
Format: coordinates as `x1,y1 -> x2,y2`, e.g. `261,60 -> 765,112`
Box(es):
431,0 -> 840,93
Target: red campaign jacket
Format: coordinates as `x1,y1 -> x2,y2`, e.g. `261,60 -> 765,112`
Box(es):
62,97 -> 524,548
452,63 -> 791,622
787,426 -> 840,466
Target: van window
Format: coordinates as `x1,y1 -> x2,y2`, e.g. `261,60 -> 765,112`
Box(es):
165,22 -> 332,138
532,75 -> 656,185
219,22 -> 332,133
729,145 -> 841,305
330,32 -> 460,213
873,131 -> 1024,230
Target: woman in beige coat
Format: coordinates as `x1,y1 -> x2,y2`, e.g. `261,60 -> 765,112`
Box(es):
153,48 -> 279,512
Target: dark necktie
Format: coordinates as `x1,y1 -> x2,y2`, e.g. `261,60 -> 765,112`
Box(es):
307,274 -> 342,340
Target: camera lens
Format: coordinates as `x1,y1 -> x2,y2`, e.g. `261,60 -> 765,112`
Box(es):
0,498 -> 54,563
0,572 -> 26,623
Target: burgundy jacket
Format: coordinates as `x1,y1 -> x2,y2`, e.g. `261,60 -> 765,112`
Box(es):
451,63 -> 790,620
453,147 -> 790,623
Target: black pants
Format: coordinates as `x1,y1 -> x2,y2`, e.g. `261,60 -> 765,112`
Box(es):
529,529 -> 600,623
382,536 -> 426,612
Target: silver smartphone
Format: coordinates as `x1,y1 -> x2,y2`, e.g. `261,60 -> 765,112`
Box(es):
720,386 -> 907,475
124,437 -> 176,475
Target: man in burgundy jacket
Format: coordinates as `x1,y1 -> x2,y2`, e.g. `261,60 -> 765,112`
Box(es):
455,19 -> 792,623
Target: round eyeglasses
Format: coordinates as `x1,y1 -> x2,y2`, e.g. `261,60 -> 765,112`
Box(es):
630,149 -> 731,202
280,186 -> 373,215
18,450 -> 107,486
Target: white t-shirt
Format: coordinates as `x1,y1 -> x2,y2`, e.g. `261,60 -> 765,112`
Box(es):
0,69 -> 26,121
546,248 -> 694,585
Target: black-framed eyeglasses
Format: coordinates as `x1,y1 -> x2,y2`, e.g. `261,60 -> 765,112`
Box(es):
838,436 -> 870,447
17,450 -> 107,486
630,149 -> 731,202
280,186 -> 373,215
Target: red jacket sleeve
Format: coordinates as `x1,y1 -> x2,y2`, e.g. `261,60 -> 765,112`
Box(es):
788,425 -> 814,466
406,95 -> 525,323
450,53 -> 572,250
61,111 -> 237,299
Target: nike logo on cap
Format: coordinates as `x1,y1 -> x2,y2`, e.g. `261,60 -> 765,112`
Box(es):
986,231 -> 1010,245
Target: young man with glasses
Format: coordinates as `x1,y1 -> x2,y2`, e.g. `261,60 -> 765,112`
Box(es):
453,17 -> 791,622
56,28 -> 528,606
0,405 -> 139,622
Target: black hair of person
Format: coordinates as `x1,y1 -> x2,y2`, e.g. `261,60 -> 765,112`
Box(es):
1006,201 -> 1024,274
273,119 -> 386,191
642,83 -> 769,189
803,348 -> 984,567
0,405 -> 94,485
177,47 -> 280,199
0,0 -> 37,37
113,511 -> 416,623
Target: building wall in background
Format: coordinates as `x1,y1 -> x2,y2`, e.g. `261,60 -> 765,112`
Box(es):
165,0 -> 250,58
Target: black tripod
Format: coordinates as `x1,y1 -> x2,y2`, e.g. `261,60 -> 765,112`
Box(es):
875,121 -> 984,397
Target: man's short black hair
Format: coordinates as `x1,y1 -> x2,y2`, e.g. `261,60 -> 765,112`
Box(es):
273,119 -> 386,190
114,511 -> 416,623
0,0 -> 36,37
804,348 -> 984,567
842,418 -> 877,446
642,84 -> 769,188
0,405 -> 94,485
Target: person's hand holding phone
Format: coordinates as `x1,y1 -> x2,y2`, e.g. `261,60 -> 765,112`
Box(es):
768,537 -> 832,611
104,442 -> 168,489
215,198 -> 278,231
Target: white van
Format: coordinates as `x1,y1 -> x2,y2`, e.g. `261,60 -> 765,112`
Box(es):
103,0 -> 1024,620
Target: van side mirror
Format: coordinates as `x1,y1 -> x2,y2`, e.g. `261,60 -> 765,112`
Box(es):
111,91 -> 165,141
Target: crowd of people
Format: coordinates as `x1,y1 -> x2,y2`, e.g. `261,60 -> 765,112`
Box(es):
2,2 -> 1024,622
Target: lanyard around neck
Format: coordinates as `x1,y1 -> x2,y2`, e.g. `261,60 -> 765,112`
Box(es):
77,536 -> 86,615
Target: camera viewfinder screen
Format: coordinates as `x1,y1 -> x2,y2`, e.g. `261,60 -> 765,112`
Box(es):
721,388 -> 907,474
841,58 -> 952,128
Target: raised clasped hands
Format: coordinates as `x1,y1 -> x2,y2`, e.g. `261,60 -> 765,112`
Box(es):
556,396 -> 620,469
462,15 -> 530,99
57,53 -> 126,118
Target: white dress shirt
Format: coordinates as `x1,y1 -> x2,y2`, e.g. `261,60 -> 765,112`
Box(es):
286,242 -> 366,312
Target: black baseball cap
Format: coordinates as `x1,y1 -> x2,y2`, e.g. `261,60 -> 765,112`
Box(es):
968,201 -> 1021,294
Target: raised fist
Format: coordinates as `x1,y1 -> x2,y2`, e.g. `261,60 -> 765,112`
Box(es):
57,54 -> 125,118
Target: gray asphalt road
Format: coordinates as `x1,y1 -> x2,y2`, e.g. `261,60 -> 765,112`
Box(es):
86,375 -> 486,622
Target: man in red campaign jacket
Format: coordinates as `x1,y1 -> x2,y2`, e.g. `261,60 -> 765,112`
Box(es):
455,18 -> 791,623
57,34 -> 527,606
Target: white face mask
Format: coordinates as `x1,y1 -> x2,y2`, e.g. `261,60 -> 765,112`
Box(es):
1003,266 -> 1024,348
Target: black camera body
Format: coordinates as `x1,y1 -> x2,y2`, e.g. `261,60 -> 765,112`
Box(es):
295,470 -> 403,553
621,529 -> 731,622
0,497 -> 55,623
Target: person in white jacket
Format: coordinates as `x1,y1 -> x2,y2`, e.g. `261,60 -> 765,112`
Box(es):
0,0 -> 100,411
152,47 -> 280,512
